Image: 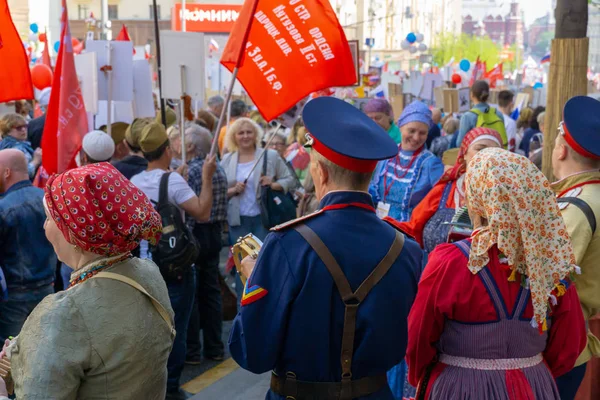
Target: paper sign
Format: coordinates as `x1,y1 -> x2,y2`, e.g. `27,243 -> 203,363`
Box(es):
444,89 -> 458,114
160,31 -> 206,100
434,87 -> 444,109
86,41 -> 134,102
132,60 -> 156,118
95,101 -> 134,128
74,52 -> 99,114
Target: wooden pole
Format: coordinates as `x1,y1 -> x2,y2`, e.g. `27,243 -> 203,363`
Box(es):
541,0 -> 588,180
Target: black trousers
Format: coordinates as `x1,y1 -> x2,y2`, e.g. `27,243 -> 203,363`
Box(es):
186,250 -> 224,358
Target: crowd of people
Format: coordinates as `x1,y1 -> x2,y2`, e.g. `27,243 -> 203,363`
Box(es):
0,79 -> 597,400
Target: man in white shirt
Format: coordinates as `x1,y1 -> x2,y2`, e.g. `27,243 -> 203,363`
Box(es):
499,90 -> 518,152
130,122 -> 216,400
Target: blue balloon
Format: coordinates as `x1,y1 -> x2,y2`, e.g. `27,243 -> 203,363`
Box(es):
406,33 -> 417,44
54,40 -> 60,53
533,82 -> 543,89
459,59 -> 471,72
30,23 -> 39,34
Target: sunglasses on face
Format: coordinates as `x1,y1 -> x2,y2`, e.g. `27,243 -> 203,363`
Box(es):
14,125 -> 27,131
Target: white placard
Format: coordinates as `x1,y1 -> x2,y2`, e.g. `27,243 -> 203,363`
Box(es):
74,52 -> 99,114
132,60 -> 156,118
95,101 -> 134,129
160,31 -> 206,99
86,41 -> 134,102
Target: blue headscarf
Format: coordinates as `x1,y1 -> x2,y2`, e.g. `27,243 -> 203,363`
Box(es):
397,101 -> 433,129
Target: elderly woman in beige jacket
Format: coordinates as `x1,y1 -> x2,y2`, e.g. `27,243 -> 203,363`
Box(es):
0,163 -> 174,400
221,118 -> 294,298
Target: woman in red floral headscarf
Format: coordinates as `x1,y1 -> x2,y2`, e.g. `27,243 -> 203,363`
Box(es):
0,163 -> 174,400
387,127 -> 503,253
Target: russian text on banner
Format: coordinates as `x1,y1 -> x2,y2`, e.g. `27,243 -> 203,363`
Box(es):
221,0 -> 356,121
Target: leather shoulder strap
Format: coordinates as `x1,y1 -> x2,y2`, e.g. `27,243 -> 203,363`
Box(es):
93,272 -> 175,336
558,197 -> 597,235
293,224 -> 353,301
353,231 -> 404,302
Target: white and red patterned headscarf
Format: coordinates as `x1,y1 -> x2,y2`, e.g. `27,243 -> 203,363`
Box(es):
45,163 -> 162,256
465,148 -> 578,332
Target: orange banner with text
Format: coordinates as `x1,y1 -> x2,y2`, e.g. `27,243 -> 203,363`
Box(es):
221,0 -> 356,121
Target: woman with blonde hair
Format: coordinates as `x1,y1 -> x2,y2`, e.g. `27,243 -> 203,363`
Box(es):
0,113 -> 41,178
221,118 -> 294,298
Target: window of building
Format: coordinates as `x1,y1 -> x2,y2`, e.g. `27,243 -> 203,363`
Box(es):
78,4 -> 89,20
108,5 -> 118,20
149,4 -> 162,20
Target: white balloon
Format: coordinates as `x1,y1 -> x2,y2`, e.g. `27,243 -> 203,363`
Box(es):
409,46 -> 418,54
28,33 -> 38,43
418,43 -> 428,52
401,40 -> 411,50
416,33 -> 425,43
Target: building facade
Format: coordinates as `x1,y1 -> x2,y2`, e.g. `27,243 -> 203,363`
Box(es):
462,1 -> 523,47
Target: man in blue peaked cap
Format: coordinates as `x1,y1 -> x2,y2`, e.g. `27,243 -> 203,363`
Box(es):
229,97 -> 425,400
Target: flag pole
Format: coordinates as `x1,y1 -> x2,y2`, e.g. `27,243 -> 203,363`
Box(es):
209,66 -> 238,156
106,42 -> 113,138
209,0 -> 260,157
180,64 -> 188,165
152,0 -> 166,126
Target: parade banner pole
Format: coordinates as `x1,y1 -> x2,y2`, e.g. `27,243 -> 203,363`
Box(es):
180,64 -> 188,164
209,66 -> 238,156
105,42 -> 113,137
152,0 -> 167,126
243,122 -> 282,183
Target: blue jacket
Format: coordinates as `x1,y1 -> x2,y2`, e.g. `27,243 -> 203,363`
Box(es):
0,181 -> 56,291
229,191 -> 424,399
0,136 -> 37,178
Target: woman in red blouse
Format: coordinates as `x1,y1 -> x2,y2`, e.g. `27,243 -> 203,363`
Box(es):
388,127 -> 502,253
407,148 -> 587,399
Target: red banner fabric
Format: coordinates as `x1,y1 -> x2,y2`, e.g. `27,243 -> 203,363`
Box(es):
484,63 -> 503,88
0,0 -> 34,102
41,0 -> 89,175
221,0 -> 356,121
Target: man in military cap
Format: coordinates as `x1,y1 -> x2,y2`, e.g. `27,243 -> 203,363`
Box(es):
551,96 -> 600,400
100,122 -> 130,161
112,118 -> 152,179
230,97 -> 424,400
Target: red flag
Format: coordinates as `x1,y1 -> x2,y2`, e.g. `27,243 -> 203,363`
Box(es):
41,0 -> 88,175
0,0 -> 34,102
116,25 -> 136,55
221,0 -> 356,121
41,31 -> 52,69
484,63 -> 503,88
469,57 -> 485,86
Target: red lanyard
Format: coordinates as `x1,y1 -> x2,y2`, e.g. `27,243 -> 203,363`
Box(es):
383,146 -> 423,201
321,202 -> 376,213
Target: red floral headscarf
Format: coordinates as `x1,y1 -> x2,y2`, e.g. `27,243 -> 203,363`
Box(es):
44,163 -> 162,256
440,127 -> 503,183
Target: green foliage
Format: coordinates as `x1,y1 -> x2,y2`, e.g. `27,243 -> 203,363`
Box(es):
531,31 -> 554,58
431,33 -> 502,66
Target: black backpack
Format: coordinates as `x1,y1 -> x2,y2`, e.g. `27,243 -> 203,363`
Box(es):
150,172 -> 199,281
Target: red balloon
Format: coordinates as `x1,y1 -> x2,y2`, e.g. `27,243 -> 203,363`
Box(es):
452,73 -> 462,84
31,64 -> 53,90
39,33 -> 47,43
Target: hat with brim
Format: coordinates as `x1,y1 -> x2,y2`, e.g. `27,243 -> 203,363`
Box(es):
562,96 -> 600,159
302,97 -> 397,173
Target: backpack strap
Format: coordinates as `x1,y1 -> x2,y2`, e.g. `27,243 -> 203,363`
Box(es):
293,224 -> 404,400
557,197 -> 597,235
93,271 -> 175,337
158,172 -> 171,209
262,149 -> 268,176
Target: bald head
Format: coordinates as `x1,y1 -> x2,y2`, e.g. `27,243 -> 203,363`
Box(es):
0,149 -> 30,194
432,108 -> 442,124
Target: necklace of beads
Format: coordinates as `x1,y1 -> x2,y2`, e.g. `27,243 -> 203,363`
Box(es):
68,253 -> 132,289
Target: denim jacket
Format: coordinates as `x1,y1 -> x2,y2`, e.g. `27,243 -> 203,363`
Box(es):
0,136 -> 36,178
0,180 -> 56,291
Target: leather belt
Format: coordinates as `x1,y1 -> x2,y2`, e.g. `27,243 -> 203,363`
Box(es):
270,372 -> 388,399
